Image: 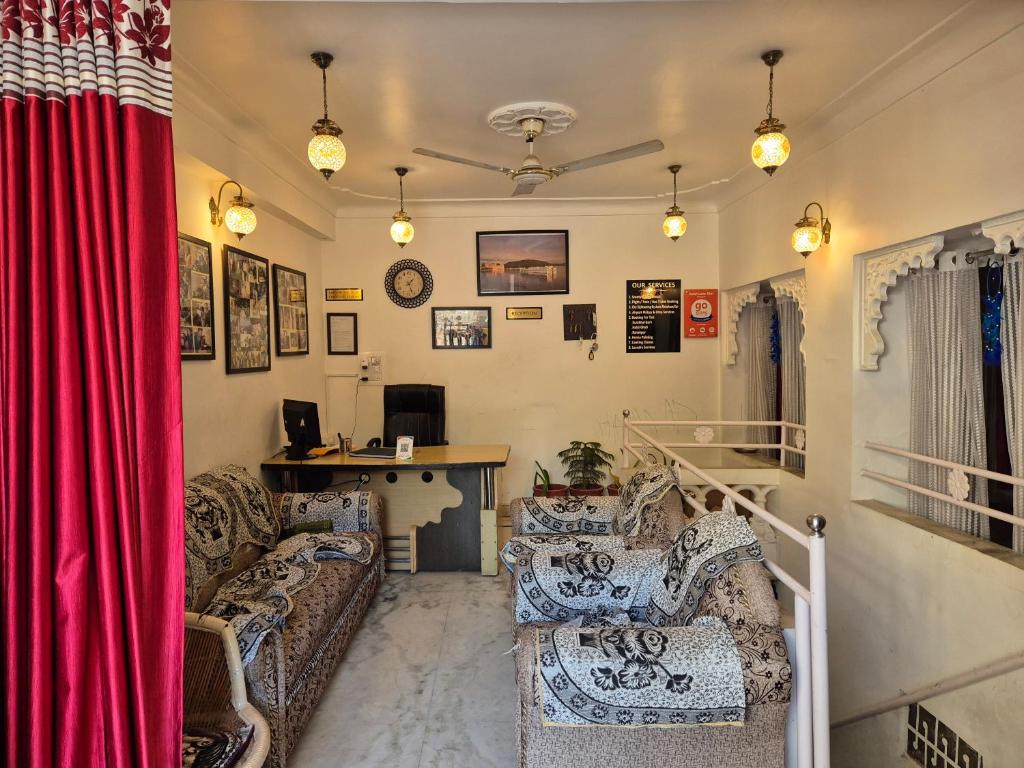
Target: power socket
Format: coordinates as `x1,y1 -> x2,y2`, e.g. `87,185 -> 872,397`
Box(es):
360,353 -> 384,383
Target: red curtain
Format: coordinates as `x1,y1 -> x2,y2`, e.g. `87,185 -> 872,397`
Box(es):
1,2 -> 184,767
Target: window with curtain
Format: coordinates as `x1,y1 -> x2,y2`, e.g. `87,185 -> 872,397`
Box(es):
740,287 -> 805,469
906,256 -> 1023,552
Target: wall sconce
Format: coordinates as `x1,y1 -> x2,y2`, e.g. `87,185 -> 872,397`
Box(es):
751,49 -> 790,176
662,164 -> 687,241
209,180 -> 256,240
308,51 -> 346,181
792,201 -> 831,257
390,167 -> 414,248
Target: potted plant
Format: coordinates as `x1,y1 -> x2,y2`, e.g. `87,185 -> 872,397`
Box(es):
557,441 -> 614,497
606,473 -> 622,496
533,461 -> 568,497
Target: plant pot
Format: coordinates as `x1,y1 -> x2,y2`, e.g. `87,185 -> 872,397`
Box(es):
533,483 -> 569,498
569,484 -> 605,497
606,483 -> 621,496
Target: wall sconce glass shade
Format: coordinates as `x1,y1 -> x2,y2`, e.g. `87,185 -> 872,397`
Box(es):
751,122 -> 790,176
792,202 -> 831,257
662,206 -> 688,241
210,181 -> 256,240
308,120 -> 346,180
390,212 -> 414,247
791,222 -> 822,256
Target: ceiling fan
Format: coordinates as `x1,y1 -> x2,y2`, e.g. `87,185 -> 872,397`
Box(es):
413,104 -> 664,196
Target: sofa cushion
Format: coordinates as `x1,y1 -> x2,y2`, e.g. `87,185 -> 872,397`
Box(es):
182,725 -> 252,768
185,465 -> 280,611
276,541 -> 381,690
615,466 -> 686,542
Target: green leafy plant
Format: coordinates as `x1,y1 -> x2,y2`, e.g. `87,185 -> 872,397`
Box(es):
557,441 -> 614,489
533,461 -> 552,492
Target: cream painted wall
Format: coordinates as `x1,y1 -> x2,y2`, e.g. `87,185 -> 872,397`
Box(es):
321,203 -> 720,500
176,155 -> 327,479
718,21 -> 1024,766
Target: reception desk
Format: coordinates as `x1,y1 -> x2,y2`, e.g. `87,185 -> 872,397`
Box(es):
261,445 -> 510,575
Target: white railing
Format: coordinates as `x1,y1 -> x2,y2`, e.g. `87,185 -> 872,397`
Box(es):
625,419 -> 806,468
622,411 -> 829,768
862,442 -> 1024,531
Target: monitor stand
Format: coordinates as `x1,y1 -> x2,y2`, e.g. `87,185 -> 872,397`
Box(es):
285,435 -> 313,461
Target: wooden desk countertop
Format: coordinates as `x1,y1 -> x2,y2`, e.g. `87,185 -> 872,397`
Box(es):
261,444 -> 511,472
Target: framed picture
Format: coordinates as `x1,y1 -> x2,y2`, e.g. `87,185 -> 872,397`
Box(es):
177,233 -> 215,360
223,245 -> 271,374
327,312 -> 358,355
272,265 -> 309,356
432,307 -> 492,349
476,230 -> 569,296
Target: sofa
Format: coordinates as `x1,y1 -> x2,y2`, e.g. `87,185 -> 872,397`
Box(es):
184,465 -> 385,768
503,467 -> 791,768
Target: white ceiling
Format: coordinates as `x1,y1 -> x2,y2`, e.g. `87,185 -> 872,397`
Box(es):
173,0 -> 970,210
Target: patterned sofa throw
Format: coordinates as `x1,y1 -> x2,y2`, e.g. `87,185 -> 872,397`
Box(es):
536,617 -> 746,727
205,532 -> 376,664
185,465 -> 280,610
514,496 -> 619,535
278,490 -> 379,535
501,533 -> 627,574
511,535 -> 661,624
647,511 -> 764,627
615,466 -> 683,540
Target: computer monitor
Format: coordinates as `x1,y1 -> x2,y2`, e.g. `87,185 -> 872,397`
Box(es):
282,399 -> 323,460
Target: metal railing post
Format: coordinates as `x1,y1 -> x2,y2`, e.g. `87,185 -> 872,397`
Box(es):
781,422 -> 788,468
807,514 -> 830,768
795,596 -> 813,768
621,410 -> 632,470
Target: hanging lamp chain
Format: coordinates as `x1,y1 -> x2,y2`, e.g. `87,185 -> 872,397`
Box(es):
322,67 -> 329,121
766,64 -> 774,120
672,167 -> 678,205
399,173 -> 405,210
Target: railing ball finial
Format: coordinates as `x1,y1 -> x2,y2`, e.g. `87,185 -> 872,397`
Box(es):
806,514 -> 826,537
622,409 -> 631,419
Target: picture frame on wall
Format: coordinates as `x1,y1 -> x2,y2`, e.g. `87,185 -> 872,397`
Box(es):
177,233 -> 215,360
272,265 -> 309,356
223,245 -> 271,374
476,230 -> 569,296
327,312 -> 358,355
432,307 -> 492,349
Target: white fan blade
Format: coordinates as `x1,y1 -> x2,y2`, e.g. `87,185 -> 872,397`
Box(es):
413,147 -> 512,174
512,182 -> 538,197
554,140 -> 664,174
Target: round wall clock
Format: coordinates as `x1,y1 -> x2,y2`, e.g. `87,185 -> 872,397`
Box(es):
385,259 -> 433,308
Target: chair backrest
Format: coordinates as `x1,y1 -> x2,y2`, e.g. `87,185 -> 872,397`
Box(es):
184,465 -> 280,611
383,384 -> 446,446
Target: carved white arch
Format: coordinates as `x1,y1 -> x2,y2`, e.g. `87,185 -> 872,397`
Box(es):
769,271 -> 807,363
855,234 -> 944,371
981,208 -> 1024,254
722,283 -> 759,366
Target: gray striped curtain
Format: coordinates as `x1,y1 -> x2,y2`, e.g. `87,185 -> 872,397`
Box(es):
1001,260 -> 1023,552
907,269 -> 989,538
743,303 -> 776,454
778,298 -> 805,469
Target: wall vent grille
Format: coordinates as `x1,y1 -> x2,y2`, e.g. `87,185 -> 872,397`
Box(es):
907,703 -> 983,768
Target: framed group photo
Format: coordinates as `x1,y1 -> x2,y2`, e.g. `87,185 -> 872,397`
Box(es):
432,307 -> 492,349
476,230 -> 569,296
177,233 -> 215,360
272,265 -> 309,356
223,245 -> 271,374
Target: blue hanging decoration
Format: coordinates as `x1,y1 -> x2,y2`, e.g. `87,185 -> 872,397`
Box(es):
981,264 -> 1003,367
769,308 -> 782,365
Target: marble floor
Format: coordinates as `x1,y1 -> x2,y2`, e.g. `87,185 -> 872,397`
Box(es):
289,572 -> 518,768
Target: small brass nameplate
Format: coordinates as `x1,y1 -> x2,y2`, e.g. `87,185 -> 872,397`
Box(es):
506,307 -> 543,320
326,288 -> 363,301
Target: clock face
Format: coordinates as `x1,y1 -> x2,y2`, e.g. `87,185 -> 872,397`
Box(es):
385,259 -> 433,308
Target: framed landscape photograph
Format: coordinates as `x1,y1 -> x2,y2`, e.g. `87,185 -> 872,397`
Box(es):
272,265 -> 309,356
177,233 -> 215,360
476,230 -> 569,296
432,307 -> 492,349
223,245 -> 271,374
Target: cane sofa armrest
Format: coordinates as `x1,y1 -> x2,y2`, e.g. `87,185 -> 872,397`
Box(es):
184,612 -> 271,768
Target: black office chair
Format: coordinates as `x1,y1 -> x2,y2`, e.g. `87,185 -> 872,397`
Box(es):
368,384 -> 447,447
